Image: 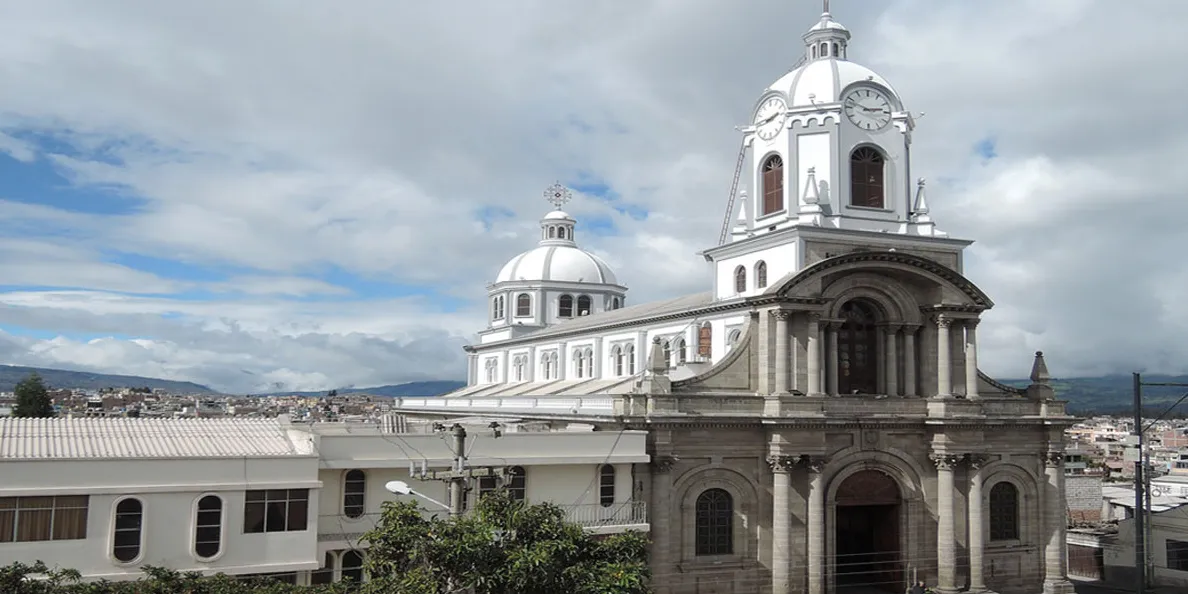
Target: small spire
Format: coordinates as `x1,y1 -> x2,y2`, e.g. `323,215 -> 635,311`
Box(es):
1029,351 -> 1050,384
822,0 -> 830,15
802,167 -> 820,205
736,189 -> 748,223
912,177 -> 930,215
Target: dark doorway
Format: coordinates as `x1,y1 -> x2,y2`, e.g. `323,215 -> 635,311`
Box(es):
838,300 -> 879,395
834,470 -> 903,594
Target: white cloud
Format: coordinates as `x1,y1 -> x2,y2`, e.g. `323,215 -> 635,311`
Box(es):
0,0 -> 1186,390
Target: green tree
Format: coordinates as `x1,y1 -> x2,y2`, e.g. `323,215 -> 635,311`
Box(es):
361,490 -> 651,594
13,373 -> 54,418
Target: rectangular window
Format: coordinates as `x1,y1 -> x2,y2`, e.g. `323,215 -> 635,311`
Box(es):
1169,539 -> 1188,571
243,489 -> 308,533
0,496 -> 88,543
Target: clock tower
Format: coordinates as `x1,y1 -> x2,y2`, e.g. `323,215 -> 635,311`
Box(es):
703,5 -> 966,301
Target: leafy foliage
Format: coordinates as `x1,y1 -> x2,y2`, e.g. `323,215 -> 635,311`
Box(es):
13,372 -> 55,418
0,562 -> 350,593
361,490 -> 651,594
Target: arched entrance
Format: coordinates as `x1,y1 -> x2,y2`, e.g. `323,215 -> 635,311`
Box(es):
834,469 -> 904,593
838,300 -> 879,395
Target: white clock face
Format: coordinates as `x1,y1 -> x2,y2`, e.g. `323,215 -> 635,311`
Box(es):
754,96 -> 787,141
843,88 -> 893,131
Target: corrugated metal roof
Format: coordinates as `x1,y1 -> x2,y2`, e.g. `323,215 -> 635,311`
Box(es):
0,417 -> 314,460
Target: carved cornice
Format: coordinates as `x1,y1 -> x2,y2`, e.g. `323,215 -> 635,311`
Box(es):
766,455 -> 799,473
652,456 -> 679,473
930,453 -> 963,470
778,250 -> 994,308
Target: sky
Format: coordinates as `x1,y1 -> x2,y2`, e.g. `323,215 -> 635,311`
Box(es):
1,0 -> 1185,394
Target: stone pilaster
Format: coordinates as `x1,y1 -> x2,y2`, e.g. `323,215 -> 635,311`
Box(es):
903,326 -> 917,397
768,455 -> 798,593
931,453 -> 962,593
965,320 -> 980,400
806,456 -> 827,594
934,315 -> 952,398
884,324 -> 900,396
772,310 -> 792,394
806,313 -> 823,397
649,456 -> 677,594
826,321 -> 840,397
967,454 -> 990,593
1043,451 -> 1074,594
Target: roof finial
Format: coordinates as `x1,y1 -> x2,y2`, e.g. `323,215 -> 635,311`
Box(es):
823,0 -> 830,15
912,177 -> 930,216
543,182 -> 572,210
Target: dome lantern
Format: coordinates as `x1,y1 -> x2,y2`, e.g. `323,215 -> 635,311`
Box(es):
803,1 -> 852,63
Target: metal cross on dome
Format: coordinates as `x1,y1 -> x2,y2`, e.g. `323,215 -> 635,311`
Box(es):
544,182 -> 572,210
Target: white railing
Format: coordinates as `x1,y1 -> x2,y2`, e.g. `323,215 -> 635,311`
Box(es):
557,501 -> 648,529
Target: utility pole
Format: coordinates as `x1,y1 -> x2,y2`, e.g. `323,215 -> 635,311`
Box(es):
409,423 -> 504,517
1130,373 -> 1188,594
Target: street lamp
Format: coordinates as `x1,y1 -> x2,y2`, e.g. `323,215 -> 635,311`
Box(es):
385,480 -> 451,512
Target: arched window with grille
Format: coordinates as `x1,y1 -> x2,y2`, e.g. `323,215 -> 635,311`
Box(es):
698,323 -> 712,357
343,470 -> 365,519
625,344 -> 636,374
506,467 -> 526,501
838,300 -> 879,394
734,266 -> 747,294
573,349 -> 585,378
989,482 -> 1020,541
755,261 -> 768,289
612,346 -> 623,376
761,155 -> 784,215
675,338 -> 687,364
577,295 -> 592,316
515,293 -> 531,317
112,498 -> 143,563
559,294 -> 574,318
850,146 -> 885,209
599,465 -> 616,508
695,488 -> 733,556
194,495 -> 222,559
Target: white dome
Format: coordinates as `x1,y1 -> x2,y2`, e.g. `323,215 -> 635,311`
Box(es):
768,58 -> 900,108
496,245 -> 618,285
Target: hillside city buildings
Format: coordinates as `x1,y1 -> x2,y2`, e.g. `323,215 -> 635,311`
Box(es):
4,6 -> 1187,594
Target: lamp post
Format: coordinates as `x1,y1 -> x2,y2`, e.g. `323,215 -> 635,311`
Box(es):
384,480 -> 452,512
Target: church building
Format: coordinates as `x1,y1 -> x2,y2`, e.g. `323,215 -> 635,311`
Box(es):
394,7 -> 1075,594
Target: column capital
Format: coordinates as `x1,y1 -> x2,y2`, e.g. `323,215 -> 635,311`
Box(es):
769,309 -> 793,321
806,311 -> 823,324
932,313 -> 953,328
880,322 -> 904,333
801,455 -> 828,474
965,453 -> 991,469
652,455 -> 679,473
930,453 -> 963,470
767,454 -> 799,473
965,318 -> 981,329
826,319 -> 844,330
1043,451 -> 1065,468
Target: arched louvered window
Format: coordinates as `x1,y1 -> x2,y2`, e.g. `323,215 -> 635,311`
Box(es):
343,470 -> 365,519
612,346 -> 624,376
850,146 -> 886,209
599,465 -> 616,508
761,155 -> 784,215
194,495 -> 222,559
559,294 -> 574,318
756,261 -> 768,289
698,323 -> 712,357
625,344 -> 636,374
112,498 -> 143,563
734,266 -> 747,294
695,489 -> 733,556
515,293 -> 531,317
989,482 -> 1020,541
577,295 -> 592,316
675,338 -> 687,364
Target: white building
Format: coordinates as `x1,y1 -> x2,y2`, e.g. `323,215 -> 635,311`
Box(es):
0,415 -> 650,585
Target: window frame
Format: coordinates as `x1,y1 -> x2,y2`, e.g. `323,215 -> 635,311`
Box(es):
576,295 -> 592,316
760,154 -> 785,216
849,145 -> 886,209
343,470 -> 366,520
697,323 -> 712,358
111,496 -> 144,565
515,293 -> 532,317
598,465 -> 616,508
694,488 -> 734,556
755,261 -> 768,289
506,467 -> 527,502
0,495 -> 89,543
1168,539 -> 1188,571
243,489 -> 309,534
558,294 -> 574,318
988,481 -> 1020,542
734,266 -> 747,294
193,494 -> 225,561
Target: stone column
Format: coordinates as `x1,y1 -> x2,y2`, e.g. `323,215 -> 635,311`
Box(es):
527,346 -> 537,382
773,310 -> 792,394
932,453 -> 961,593
806,313 -> 822,396
1043,451 -> 1074,594
967,454 -> 989,593
769,455 -> 798,593
650,457 -> 676,594
965,320 -> 980,400
935,315 -> 952,398
903,326 -> 917,397
884,324 -> 900,396
875,325 -> 887,394
806,456 -> 827,594
826,322 -> 840,396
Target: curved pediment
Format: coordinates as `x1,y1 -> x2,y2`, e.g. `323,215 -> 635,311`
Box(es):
775,251 -> 993,310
